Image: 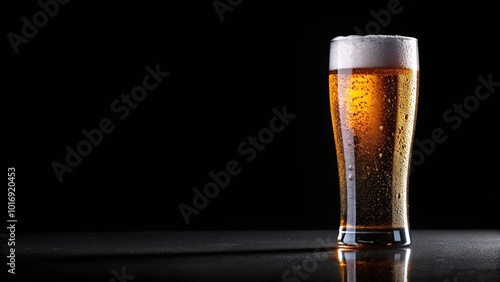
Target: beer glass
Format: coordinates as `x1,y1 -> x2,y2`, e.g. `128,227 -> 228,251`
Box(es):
329,35 -> 419,247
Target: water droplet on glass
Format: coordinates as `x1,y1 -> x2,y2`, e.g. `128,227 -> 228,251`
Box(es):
379,126 -> 384,131
348,174 -> 353,180
379,153 -> 383,158
348,165 -> 353,170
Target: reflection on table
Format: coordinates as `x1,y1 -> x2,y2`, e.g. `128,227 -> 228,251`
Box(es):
337,247 -> 411,281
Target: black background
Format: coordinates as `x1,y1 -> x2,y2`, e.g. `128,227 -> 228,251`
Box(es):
3,0 -> 499,233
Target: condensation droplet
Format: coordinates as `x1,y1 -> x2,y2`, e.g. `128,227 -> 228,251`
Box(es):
348,174 -> 353,180
348,165 -> 353,170
379,153 -> 383,158
379,126 -> 384,131
405,114 -> 409,120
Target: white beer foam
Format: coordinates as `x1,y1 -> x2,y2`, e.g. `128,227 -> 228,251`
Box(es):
329,35 -> 419,70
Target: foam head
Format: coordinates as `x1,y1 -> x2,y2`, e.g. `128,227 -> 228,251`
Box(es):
329,35 -> 419,71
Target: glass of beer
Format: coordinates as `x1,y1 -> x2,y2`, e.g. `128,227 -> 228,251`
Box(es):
329,35 -> 419,247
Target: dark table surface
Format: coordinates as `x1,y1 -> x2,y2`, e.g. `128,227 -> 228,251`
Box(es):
2,229 -> 500,281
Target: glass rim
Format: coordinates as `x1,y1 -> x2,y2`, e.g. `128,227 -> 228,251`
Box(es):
331,34 -> 417,42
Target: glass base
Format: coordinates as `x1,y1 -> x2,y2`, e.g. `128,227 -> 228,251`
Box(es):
337,227 -> 411,248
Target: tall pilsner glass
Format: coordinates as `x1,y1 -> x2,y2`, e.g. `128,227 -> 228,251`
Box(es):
329,35 -> 419,247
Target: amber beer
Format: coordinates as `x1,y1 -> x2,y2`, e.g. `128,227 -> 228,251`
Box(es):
329,35 -> 419,247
